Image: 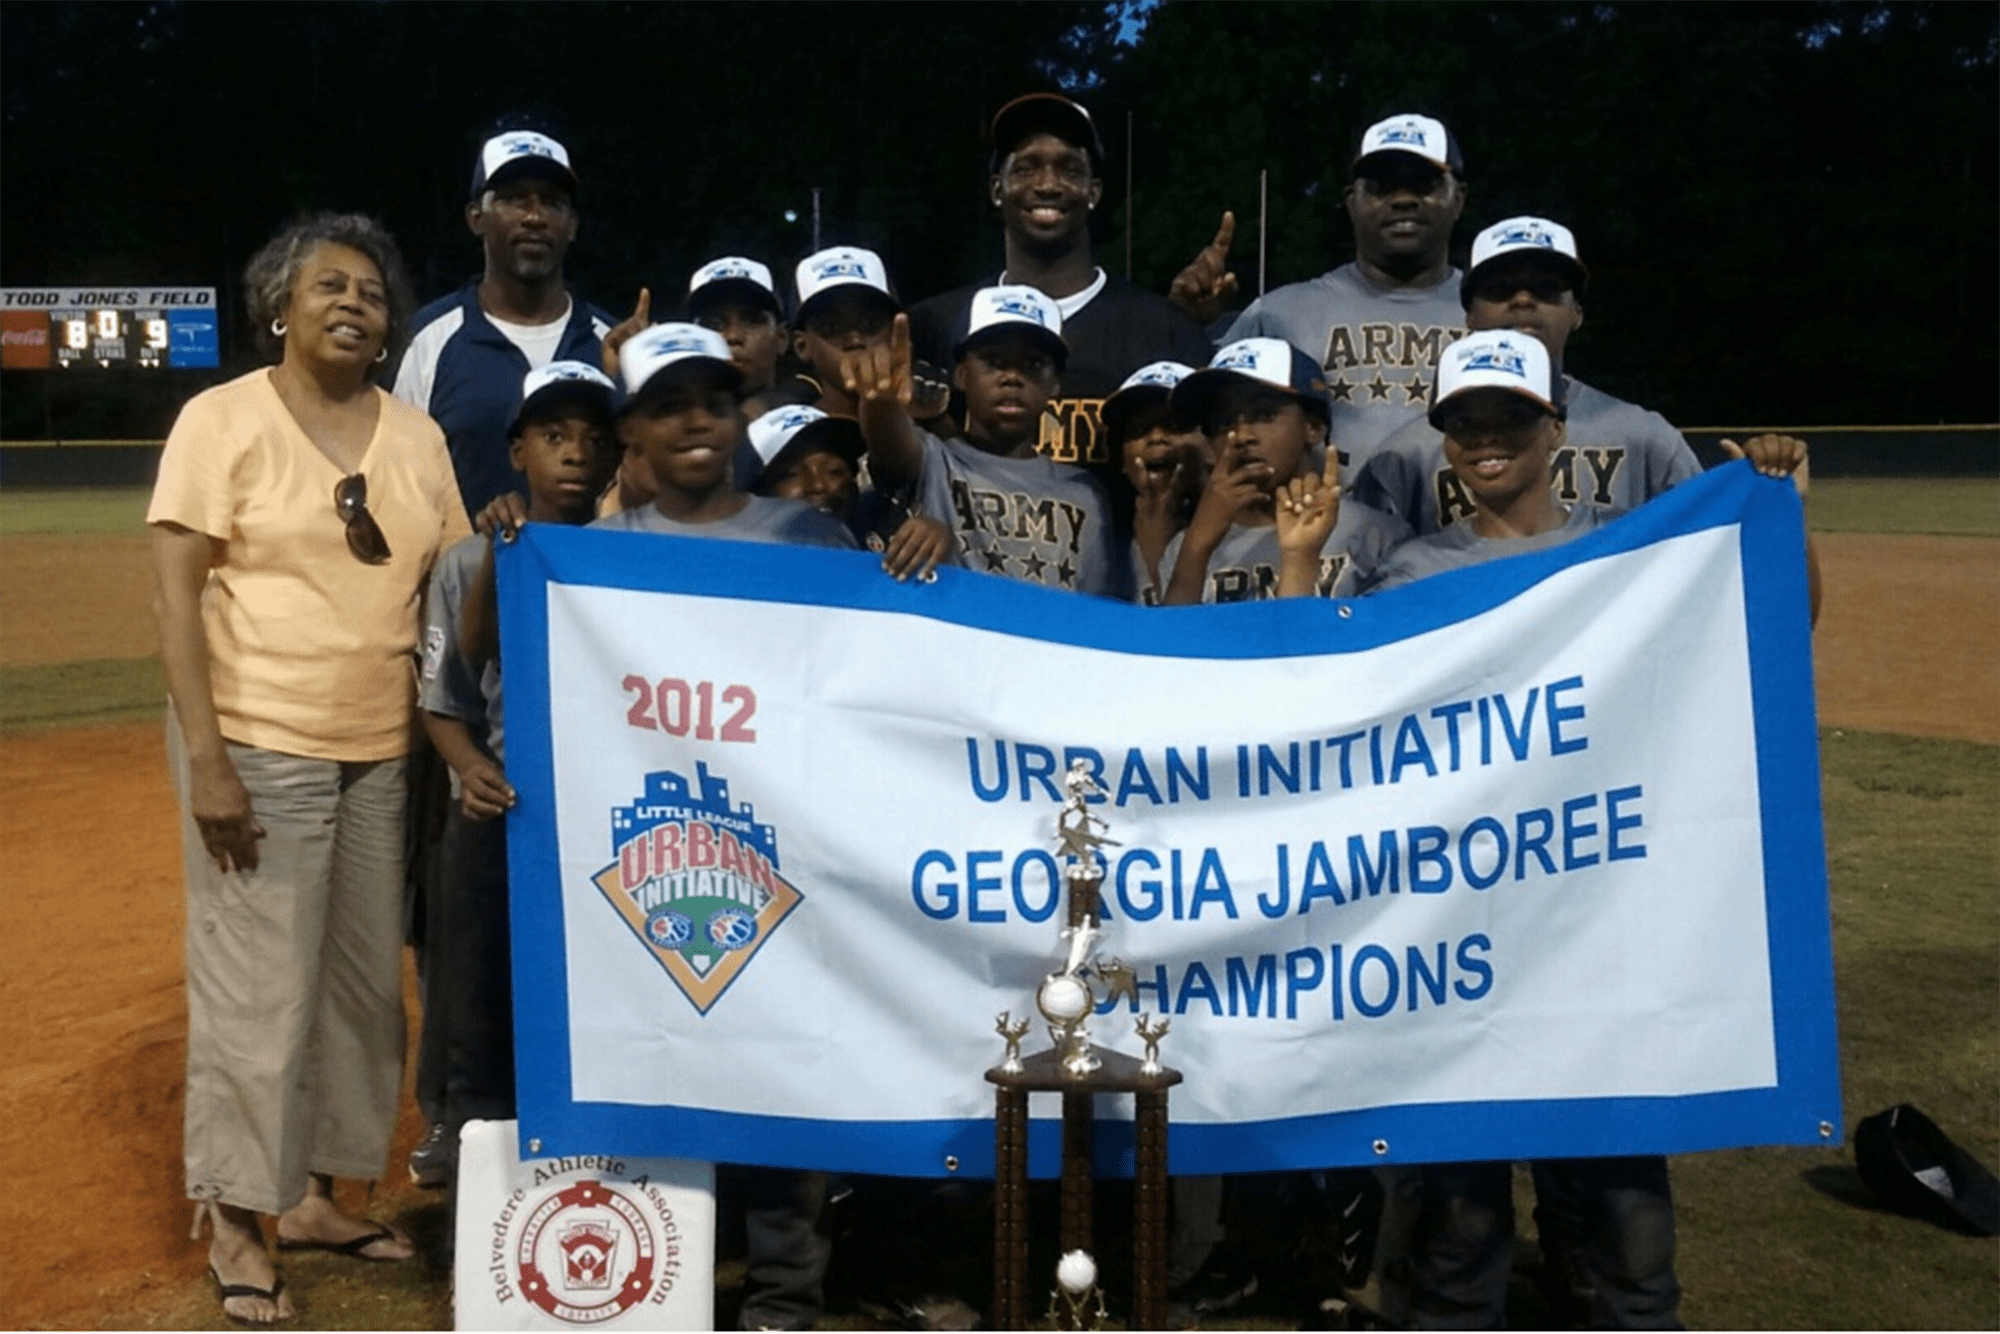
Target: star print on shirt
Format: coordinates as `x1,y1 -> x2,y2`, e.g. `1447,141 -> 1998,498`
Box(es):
1366,373 -> 1392,402
1324,375 -> 1354,403
981,548 -> 1013,575
1020,551 -> 1050,582
1404,374 -> 1431,407
1056,560 -> 1077,589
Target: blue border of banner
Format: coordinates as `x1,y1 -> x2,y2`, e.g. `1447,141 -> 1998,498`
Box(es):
503,463 -> 1840,1176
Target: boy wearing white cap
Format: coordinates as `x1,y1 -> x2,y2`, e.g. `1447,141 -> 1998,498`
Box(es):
1159,337 -> 1408,604
1098,361 -> 1209,601
687,256 -> 792,406
1358,330 -> 1811,1328
415,362 -> 620,1185
1354,216 -> 1701,536
1192,114 -> 1469,479
592,323 -> 856,550
848,288 -> 1133,598
745,404 -> 953,581
589,326 -> 852,1330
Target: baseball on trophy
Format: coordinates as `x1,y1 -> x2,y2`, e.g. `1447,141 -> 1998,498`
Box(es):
1036,972 -> 1093,1027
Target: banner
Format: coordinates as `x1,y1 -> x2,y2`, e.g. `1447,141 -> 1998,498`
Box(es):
500,463 -> 1840,1178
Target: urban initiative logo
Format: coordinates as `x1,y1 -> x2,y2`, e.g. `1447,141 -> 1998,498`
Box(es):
591,764 -> 803,1014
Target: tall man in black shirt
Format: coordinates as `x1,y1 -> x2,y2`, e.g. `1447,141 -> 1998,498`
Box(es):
909,92 -> 1214,465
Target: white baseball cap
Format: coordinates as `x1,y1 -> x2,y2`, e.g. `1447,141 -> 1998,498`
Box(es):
1463,217 -> 1589,305
507,360 -> 617,437
1171,337 -> 1330,427
747,404 -> 865,480
1116,361 -> 1194,394
793,246 -> 899,326
952,285 -> 1067,370
470,130 -> 577,199
617,323 -> 739,404
1429,329 -> 1565,426
1101,361 -> 1196,442
1352,113 -> 1463,176
688,256 -> 783,320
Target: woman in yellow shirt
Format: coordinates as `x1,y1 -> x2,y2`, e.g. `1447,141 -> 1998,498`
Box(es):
149,213 -> 468,1325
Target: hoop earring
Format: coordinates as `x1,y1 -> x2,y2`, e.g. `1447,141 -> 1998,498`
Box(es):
375,346 -> 388,364
270,318 -> 287,337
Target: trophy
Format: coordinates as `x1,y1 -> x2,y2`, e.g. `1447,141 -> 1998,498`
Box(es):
986,761 -> 1181,1331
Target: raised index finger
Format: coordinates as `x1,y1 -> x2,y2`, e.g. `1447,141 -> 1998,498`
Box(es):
1207,210 -> 1236,260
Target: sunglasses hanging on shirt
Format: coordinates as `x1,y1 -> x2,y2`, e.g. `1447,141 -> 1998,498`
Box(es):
334,473 -> 392,564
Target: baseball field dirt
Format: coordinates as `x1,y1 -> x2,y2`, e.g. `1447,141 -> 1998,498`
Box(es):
0,520 -> 1993,1329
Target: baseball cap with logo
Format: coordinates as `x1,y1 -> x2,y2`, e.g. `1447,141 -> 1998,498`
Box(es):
952,285 -> 1068,372
469,130 -> 578,200
1462,216 -> 1589,307
746,404 -> 866,489
1100,361 -> 1197,444
1171,338 -> 1331,429
988,92 -> 1106,175
793,246 -> 900,328
1428,329 -> 1566,427
1351,113 -> 1464,179
688,256 -> 783,322
507,360 -> 618,438
617,323 -> 741,407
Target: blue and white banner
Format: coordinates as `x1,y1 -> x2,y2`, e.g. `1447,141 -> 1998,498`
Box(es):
501,464 -> 1839,1178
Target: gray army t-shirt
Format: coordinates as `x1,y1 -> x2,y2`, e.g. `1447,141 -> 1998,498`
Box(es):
590,494 -> 858,549
1161,500 -> 1410,602
1366,502 -> 1618,592
1222,262 -> 1465,477
1353,376 -> 1699,535
913,428 -> 1133,600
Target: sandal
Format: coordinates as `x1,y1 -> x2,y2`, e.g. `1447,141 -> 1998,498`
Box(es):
275,1221 -> 411,1263
209,1264 -> 290,1327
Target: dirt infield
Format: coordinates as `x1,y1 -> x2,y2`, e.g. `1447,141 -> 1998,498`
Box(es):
0,534 -> 157,667
0,529 -> 1992,1328
1812,534 -> 2000,743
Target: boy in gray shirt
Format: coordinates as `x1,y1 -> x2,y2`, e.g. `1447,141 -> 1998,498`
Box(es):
1161,337 -> 1408,603
847,286 -> 1133,599
1354,216 -> 1699,536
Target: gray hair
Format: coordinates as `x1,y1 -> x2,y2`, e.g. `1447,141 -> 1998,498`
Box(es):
243,212 -> 415,368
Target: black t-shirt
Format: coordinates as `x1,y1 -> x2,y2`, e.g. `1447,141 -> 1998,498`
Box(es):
910,271 -> 1214,464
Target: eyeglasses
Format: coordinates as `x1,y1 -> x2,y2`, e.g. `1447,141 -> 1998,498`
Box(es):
334,473 -> 392,564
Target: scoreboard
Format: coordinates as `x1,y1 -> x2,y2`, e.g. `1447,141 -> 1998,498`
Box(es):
2,287 -> 220,369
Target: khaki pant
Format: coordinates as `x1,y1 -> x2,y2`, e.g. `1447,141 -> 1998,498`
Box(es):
170,708 -> 408,1216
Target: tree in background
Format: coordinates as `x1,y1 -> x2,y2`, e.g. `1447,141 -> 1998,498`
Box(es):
2,1 -> 1993,438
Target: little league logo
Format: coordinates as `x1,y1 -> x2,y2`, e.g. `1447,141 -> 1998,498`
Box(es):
1462,341 -> 1528,378
501,133 -> 559,162
992,292 -> 1050,325
592,764 -> 802,1014
764,405 -> 821,435
1215,343 -> 1265,373
816,257 -> 868,282
1378,118 -> 1430,148
1495,221 -> 1557,251
515,1180 -> 660,1323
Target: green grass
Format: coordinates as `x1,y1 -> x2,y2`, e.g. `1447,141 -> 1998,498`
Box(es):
0,484 -> 151,535
1806,477 -> 2000,537
0,656 -> 165,730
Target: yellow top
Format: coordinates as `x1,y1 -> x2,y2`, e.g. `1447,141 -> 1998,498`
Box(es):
148,369 -> 470,760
